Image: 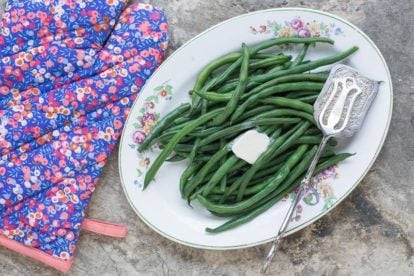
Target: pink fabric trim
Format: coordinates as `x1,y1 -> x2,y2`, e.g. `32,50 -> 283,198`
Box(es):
0,219 -> 127,272
82,218 -> 128,238
0,235 -> 73,273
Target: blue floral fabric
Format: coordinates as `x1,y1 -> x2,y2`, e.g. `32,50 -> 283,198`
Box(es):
0,0 -> 168,261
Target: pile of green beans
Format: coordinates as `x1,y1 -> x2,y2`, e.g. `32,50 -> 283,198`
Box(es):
138,37 -> 358,233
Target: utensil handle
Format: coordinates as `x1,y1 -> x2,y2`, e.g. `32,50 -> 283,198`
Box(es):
261,135 -> 331,274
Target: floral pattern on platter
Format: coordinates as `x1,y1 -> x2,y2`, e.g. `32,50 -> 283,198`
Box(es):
284,165 -> 339,222
250,17 -> 344,39
129,81 -> 173,181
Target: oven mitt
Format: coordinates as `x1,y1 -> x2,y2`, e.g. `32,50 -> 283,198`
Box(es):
0,0 -> 168,272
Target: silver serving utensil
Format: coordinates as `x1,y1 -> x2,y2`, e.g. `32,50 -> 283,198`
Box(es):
261,64 -> 380,273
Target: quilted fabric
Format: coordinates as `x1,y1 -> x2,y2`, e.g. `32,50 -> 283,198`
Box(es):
0,0 -> 168,260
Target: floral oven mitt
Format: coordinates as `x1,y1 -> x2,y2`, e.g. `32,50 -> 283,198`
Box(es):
0,0 -> 168,272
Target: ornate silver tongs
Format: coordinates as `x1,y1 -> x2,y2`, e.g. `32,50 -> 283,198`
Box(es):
261,64 -> 381,273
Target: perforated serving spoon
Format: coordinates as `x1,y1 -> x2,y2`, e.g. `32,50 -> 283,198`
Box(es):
260,64 -> 380,273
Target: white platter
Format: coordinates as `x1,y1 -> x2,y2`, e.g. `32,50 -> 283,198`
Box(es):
119,8 -> 392,249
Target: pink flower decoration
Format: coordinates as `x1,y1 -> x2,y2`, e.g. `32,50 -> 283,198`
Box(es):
132,130 -> 146,144
297,28 -> 311,38
291,19 -> 303,30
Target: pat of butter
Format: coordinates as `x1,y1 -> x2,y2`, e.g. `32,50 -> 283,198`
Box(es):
231,130 -> 270,164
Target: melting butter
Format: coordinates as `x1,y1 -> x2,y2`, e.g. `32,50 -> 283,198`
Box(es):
231,130 -> 270,164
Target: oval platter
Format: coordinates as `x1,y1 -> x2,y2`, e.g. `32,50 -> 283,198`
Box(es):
119,8 -> 392,249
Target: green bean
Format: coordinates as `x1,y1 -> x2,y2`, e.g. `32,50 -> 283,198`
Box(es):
291,43 -> 309,67
190,138 -> 201,160
296,94 -> 319,103
220,46 -> 358,92
199,118 -> 300,147
219,139 -> 227,192
197,144 -> 308,216
210,172 -> 276,198
295,135 -> 323,145
304,128 -> 322,136
216,79 -> 239,93
252,53 -> 283,59
183,144 -> 231,199
249,37 -> 333,54
315,153 -> 354,171
250,68 -> 265,76
255,152 -> 352,210
211,73 -> 327,101
249,46 -> 358,84
194,155 -> 215,162
211,146 -> 338,198
320,147 -> 336,158
167,120 -> 193,133
174,116 -> 191,125
264,148 -> 294,166
192,52 -> 241,102
205,185 -> 294,232
192,44 -> 266,112
267,121 -> 311,158
138,103 -> 191,152
201,155 -> 240,197
166,154 -> 187,162
192,61 -> 244,113
188,126 -> 223,137
207,195 -> 238,204
171,143 -> 221,153
144,108 -> 224,188
207,158 -> 276,194
294,136 -> 337,147
210,170 -> 246,194
244,145 -> 318,197
212,43 -> 250,125
249,55 -> 292,69
209,38 -> 329,98
284,145 -> 318,184
228,158 -> 248,174
285,90 -> 319,99
200,164 -> 246,194
254,150 -> 297,178
246,163 -> 284,186
266,61 -> 292,74
235,105 -> 274,123
236,153 -> 307,188
204,146 -> 324,233
260,97 -> 314,114
231,82 -> 323,122
220,126 -> 289,202
196,83 -> 321,109
246,73 -> 327,97
252,108 -> 314,123
194,76 -> 214,158
193,90 -> 231,102
249,152 -> 351,213
157,130 -> 196,145
236,121 -> 310,200
205,170 -> 296,233
180,162 -> 201,196
198,37 -> 334,110
209,58 -> 244,88
261,125 -> 278,136
156,134 -> 177,146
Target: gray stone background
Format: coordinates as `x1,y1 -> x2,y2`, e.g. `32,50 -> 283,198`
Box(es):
0,0 -> 413,275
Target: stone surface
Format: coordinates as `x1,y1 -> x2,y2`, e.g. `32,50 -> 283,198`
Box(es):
0,0 -> 413,275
